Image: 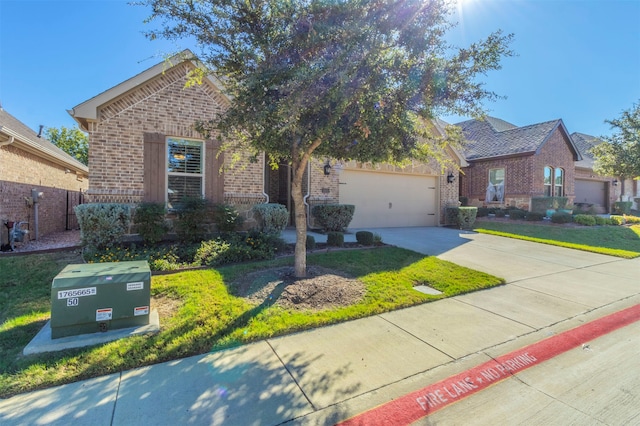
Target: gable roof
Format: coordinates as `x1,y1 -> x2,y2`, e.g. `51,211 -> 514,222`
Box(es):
69,49 -> 227,131
456,116 -> 582,162
571,132 -> 603,169
0,107 -> 89,174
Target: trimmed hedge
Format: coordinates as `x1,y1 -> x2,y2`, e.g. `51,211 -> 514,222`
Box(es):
610,215 -> 625,225
327,231 -> 344,247
551,211 -> 573,224
252,203 -> 288,234
312,204 -> 355,232
595,216 -> 610,225
356,231 -> 374,246
306,235 -> 316,250
525,212 -> 544,221
458,207 -> 478,229
574,214 -> 596,226
508,209 -> 526,220
75,203 -> 132,250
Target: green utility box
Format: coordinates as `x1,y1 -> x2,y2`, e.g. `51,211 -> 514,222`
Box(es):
50,261 -> 151,339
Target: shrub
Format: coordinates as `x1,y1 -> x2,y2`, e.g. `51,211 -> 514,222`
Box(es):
252,203 -> 288,234
610,215 -> 625,225
212,203 -> 243,233
356,231 -> 374,245
574,214 -> 596,226
625,215 -> 640,224
476,207 -> 490,217
134,202 -> 168,245
312,204 -> 355,232
327,231 -> 344,247
495,209 -> 507,218
613,201 -> 632,215
508,209 -> 526,220
373,233 -> 383,245
458,207 -> 478,229
525,212 -> 544,221
174,197 -> 210,243
551,211 -> 573,224
75,203 -> 132,250
194,232 -> 280,266
595,216 -> 609,225
445,207 -> 459,226
306,235 -> 316,250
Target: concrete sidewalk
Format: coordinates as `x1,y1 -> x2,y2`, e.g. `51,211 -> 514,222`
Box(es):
1,228 -> 639,425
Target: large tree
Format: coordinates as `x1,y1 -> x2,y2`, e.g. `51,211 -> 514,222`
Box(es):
590,101 -> 640,197
141,0 -> 514,277
45,125 -> 89,166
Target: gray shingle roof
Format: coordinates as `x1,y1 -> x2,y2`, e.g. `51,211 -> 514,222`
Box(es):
0,107 -> 87,170
456,116 -> 581,161
571,132 -> 603,168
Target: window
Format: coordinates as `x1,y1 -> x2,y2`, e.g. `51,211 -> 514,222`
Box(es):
543,166 -> 564,197
554,168 -> 564,196
167,137 -> 204,208
487,168 -> 505,202
543,166 -> 553,197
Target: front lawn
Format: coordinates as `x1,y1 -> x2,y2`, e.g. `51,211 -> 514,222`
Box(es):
0,247 -> 503,398
474,221 -> 640,258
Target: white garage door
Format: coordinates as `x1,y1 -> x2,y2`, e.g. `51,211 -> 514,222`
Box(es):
339,170 -> 438,228
575,179 -> 607,206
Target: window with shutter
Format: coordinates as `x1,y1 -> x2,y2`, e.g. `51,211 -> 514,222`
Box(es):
167,137 -> 204,208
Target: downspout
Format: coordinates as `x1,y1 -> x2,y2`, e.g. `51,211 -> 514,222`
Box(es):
303,160 -> 311,228
0,135 -> 15,147
262,152 -> 269,203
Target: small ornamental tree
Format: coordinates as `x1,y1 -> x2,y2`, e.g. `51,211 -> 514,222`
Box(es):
141,0 -> 514,277
45,125 -> 89,165
590,101 -> 640,198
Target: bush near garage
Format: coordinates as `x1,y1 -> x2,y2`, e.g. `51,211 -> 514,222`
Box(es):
356,231 -> 374,246
312,204 -> 355,232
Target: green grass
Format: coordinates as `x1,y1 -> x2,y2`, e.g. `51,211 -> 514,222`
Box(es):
0,247 -> 503,398
474,222 -> 640,258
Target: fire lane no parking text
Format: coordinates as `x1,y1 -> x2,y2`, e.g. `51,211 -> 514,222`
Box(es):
338,303 -> 640,426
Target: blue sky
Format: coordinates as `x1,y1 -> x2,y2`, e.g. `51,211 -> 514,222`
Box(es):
1,0 -> 638,139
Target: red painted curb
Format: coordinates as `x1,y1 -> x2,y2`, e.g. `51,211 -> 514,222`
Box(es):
338,303 -> 640,426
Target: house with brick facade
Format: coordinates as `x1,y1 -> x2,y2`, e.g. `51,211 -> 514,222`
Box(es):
456,116 -> 585,211
69,51 -> 464,229
0,106 -> 88,248
571,132 -> 637,212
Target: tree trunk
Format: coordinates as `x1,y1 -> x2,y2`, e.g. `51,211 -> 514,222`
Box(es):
291,138 -> 323,278
291,165 -> 307,278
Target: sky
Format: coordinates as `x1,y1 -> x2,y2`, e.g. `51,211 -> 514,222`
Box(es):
0,0 -> 639,139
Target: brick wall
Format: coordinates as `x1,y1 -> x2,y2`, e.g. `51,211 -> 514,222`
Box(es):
0,144 -> 87,245
461,128 -> 576,211
86,63 -> 265,205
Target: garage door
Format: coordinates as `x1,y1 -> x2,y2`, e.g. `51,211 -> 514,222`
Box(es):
339,170 -> 438,228
575,179 -> 607,207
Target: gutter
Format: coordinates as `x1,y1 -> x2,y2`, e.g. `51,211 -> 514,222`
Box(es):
0,127 -> 88,174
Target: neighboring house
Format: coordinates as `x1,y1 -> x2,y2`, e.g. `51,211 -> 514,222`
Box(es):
456,117 -> 583,211
0,106 -> 89,247
571,132 -> 618,213
69,51 -> 463,229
